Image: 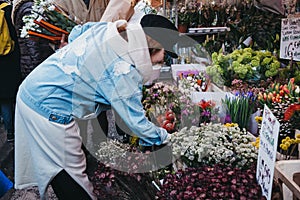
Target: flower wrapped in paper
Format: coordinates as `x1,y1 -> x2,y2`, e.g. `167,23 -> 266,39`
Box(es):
20,0 -> 77,43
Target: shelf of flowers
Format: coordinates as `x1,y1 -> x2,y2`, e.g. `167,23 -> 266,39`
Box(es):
204,46 -> 300,158
127,75 -> 270,198
89,55 -> 300,198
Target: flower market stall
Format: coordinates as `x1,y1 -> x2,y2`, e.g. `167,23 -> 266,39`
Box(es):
21,0 -> 300,199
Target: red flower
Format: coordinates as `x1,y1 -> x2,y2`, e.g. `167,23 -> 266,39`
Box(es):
198,100 -> 215,110
284,104 -> 300,121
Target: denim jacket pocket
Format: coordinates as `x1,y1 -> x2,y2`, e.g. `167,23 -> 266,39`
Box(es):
48,113 -> 73,124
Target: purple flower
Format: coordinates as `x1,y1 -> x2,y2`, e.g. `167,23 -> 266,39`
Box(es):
225,114 -> 231,123
210,115 -> 218,121
182,109 -> 189,116
201,110 -> 211,117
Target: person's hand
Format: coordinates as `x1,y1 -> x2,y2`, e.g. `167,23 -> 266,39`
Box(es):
58,34 -> 68,49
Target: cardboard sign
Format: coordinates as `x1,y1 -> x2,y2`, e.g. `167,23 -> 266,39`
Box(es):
256,105 -> 280,200
280,17 -> 300,61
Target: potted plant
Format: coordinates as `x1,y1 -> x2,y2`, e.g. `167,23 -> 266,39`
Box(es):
177,4 -> 190,33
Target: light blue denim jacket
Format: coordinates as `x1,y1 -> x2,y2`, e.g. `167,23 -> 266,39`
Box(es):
18,21 -> 168,146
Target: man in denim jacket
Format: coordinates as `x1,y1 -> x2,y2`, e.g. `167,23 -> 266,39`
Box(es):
14,14 -> 179,200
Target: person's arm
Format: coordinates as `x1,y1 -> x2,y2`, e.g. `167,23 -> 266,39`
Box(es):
97,65 -> 168,146
100,0 -> 137,22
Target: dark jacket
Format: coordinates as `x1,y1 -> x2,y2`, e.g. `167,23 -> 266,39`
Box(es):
13,0 -> 54,81
0,1 -> 21,100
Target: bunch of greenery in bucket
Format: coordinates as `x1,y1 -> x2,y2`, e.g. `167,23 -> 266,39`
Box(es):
222,92 -> 256,130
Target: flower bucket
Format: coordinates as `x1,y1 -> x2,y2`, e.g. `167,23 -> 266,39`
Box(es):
0,170 -> 13,198
248,109 -> 262,136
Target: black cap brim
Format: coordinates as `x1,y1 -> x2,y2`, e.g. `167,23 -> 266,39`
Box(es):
140,14 -> 179,58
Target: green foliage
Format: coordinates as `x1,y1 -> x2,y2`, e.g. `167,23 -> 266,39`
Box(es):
222,95 -> 255,130
206,48 -> 280,87
200,3 -> 283,54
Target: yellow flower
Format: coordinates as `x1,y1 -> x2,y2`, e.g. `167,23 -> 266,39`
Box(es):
280,144 -> 288,151
295,138 -> 300,144
282,138 -> 287,143
296,134 -> 300,139
252,137 -> 260,148
255,116 -> 263,123
130,136 -> 139,146
290,139 -> 296,144
284,141 -> 291,147
224,123 -> 238,127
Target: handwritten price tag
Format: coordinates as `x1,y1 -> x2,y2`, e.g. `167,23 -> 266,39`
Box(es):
256,105 -> 280,200
280,17 -> 300,61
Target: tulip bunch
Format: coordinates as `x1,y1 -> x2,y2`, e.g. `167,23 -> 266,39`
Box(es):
257,78 -> 300,108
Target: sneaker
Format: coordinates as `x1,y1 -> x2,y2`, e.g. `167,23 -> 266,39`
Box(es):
7,134 -> 14,142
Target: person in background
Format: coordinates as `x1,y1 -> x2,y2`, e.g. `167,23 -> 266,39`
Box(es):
12,0 -> 54,81
14,14 -> 178,200
0,0 -> 21,142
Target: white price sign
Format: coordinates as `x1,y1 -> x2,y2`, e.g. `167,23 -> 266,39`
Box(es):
280,17 -> 300,61
256,105 -> 280,200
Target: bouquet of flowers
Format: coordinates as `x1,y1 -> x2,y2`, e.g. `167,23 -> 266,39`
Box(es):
196,99 -> 219,125
177,71 -> 209,93
142,82 -> 180,116
170,123 -> 258,169
20,0 -> 77,43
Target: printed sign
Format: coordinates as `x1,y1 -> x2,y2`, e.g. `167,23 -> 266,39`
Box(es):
280,17 -> 300,61
256,105 -> 280,200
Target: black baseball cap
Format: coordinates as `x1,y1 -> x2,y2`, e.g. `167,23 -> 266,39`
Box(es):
140,14 -> 179,58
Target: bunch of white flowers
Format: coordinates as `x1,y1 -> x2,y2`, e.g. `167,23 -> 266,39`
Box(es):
170,123 -> 258,168
21,0 -> 54,38
20,0 -> 77,41
177,71 -> 209,94
95,140 -> 129,165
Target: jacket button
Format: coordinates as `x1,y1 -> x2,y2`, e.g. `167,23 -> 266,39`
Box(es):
51,115 -> 57,120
